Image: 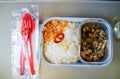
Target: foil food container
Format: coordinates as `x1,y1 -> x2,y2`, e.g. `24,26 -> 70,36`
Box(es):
39,17 -> 113,68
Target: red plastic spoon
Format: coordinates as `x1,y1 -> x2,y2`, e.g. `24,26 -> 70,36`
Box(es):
20,13 -> 35,75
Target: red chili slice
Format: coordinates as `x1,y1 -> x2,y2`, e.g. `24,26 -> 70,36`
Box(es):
54,33 -> 64,43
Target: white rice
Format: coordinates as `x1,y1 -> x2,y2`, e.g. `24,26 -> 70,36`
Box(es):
44,22 -> 79,64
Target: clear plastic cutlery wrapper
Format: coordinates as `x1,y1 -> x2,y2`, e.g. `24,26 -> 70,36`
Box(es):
11,5 -> 40,79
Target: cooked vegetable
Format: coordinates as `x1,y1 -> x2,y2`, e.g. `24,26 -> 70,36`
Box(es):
81,23 -> 107,62
54,33 -> 64,43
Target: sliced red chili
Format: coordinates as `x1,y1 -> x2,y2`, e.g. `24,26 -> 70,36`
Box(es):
54,33 -> 64,43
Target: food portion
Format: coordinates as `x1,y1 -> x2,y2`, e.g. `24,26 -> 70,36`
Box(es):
42,20 -> 79,64
43,20 -> 68,42
81,23 -> 107,62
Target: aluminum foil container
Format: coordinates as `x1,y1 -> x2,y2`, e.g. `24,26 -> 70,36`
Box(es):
39,17 -> 113,68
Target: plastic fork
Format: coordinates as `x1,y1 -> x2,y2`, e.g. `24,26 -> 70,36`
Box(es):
20,13 -> 35,75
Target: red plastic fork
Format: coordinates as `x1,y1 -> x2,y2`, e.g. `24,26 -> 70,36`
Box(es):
20,13 -> 35,75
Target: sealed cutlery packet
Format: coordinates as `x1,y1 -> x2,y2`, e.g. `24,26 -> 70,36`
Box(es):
11,5 -> 40,79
